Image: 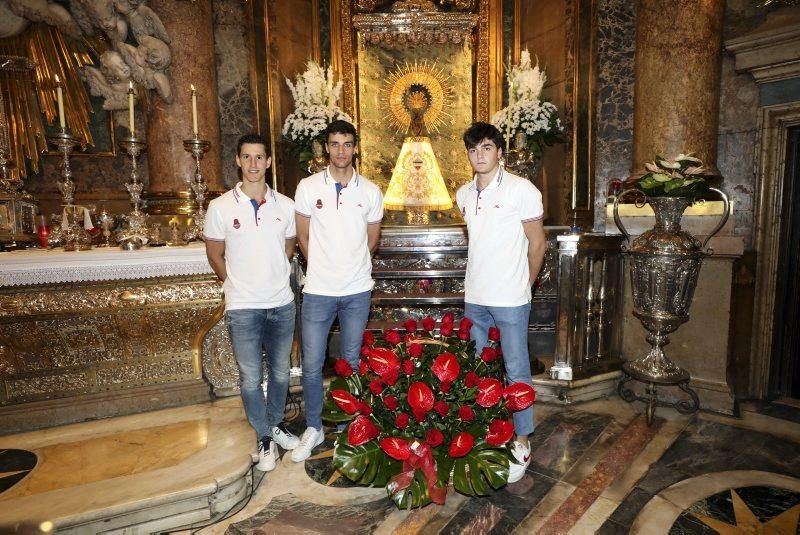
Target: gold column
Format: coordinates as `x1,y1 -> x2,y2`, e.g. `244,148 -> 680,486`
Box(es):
632,0 -> 724,176
145,0 -> 223,214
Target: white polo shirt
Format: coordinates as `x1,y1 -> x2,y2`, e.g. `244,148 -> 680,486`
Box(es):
204,182 -> 296,310
295,167 -> 384,296
456,167 -> 544,307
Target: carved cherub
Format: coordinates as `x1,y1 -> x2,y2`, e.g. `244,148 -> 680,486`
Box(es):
80,50 -> 133,110
117,36 -> 172,102
6,0 -> 81,38
70,0 -> 125,41
114,0 -> 170,44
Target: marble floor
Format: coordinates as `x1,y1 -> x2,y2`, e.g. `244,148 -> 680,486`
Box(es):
1,396 -> 799,534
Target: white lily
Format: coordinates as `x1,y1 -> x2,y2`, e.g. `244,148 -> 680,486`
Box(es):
656,158 -> 681,170
676,153 -> 702,163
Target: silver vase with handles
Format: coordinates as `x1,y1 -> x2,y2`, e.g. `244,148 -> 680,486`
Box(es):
613,187 -> 730,423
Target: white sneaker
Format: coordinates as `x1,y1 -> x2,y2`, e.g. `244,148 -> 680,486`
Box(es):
271,422 -> 300,450
256,436 -> 278,472
508,441 -> 531,483
290,427 -> 324,462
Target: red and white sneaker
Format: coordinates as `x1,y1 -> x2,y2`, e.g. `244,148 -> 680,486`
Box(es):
508,441 -> 531,483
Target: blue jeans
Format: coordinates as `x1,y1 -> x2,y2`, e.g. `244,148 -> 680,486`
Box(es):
226,302 -> 296,440
301,290 -> 371,430
465,302 -> 535,437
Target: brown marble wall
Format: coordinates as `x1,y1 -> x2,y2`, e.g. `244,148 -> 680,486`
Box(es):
213,0 -> 257,189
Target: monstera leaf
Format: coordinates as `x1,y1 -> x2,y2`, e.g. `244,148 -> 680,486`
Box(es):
322,376 -> 363,422
452,439 -> 509,496
333,440 -> 402,487
389,469 -> 434,509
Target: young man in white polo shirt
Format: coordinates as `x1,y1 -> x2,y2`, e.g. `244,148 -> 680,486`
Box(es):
204,133 -> 300,472
292,120 -> 384,462
456,122 -> 546,484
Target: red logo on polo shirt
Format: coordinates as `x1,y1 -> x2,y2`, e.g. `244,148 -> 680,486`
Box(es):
233,218 -> 240,229
316,199 -> 323,209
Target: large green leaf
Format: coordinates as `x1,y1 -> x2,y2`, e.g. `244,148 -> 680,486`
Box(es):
452,439 -> 509,496
333,440 -> 402,487
390,470 -> 433,509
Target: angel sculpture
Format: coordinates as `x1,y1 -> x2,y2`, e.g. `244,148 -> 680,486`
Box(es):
117,36 -> 172,102
80,51 -> 134,111
70,0 -> 125,41
114,0 -> 170,44
6,0 -> 81,38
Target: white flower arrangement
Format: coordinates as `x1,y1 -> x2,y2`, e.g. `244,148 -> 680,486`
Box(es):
282,60 -> 353,162
491,50 -> 564,159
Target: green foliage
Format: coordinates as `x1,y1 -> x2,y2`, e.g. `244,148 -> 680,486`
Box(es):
452,439 -> 510,496
332,440 -> 402,487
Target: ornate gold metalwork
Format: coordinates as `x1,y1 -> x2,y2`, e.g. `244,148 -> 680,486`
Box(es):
193,303 -> 224,381
383,61 -> 453,134
476,0 -> 490,121
354,11 -> 477,45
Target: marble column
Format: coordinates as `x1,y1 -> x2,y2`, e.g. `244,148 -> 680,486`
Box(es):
145,0 -> 223,215
631,0 -> 724,176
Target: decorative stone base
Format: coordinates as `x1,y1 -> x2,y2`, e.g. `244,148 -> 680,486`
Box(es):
532,370 -> 622,404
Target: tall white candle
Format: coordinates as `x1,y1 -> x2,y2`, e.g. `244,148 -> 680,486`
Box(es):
128,82 -> 135,137
191,85 -> 198,136
55,75 -> 65,130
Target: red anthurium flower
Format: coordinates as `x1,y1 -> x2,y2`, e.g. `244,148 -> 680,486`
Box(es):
448,432 -> 475,458
441,380 -> 452,394
395,412 -> 409,429
458,405 -> 474,422
412,408 -> 428,422
476,378 -> 504,407
426,428 -> 444,447
408,381 -> 435,412
330,389 -> 359,414
402,359 -> 415,375
434,400 -> 449,417
357,401 -> 372,415
384,329 -> 402,346
464,371 -> 480,388
334,358 -> 353,377
368,380 -> 383,396
422,316 -> 436,332
488,326 -> 501,341
504,383 -> 536,411
380,437 -> 412,460
459,317 -> 473,333
363,331 -> 375,345
407,342 -> 423,358
431,352 -> 460,383
440,324 -> 454,336
348,415 -> 379,446
384,395 -> 399,411
480,346 -> 498,363
403,319 -> 418,333
368,347 -> 400,378
358,359 -> 369,374
441,312 -> 455,326
486,419 -> 515,446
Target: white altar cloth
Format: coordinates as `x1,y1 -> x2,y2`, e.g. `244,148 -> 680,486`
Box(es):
0,242 -> 214,287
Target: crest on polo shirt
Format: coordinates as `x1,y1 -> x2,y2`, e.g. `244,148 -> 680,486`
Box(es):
233,218 -> 240,229
316,199 -> 323,209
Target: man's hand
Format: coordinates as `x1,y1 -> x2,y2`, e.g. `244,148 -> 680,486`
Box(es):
205,239 -> 227,282
296,214 -> 311,259
523,219 -> 546,286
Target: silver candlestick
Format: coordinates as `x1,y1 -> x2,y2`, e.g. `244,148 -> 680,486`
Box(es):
117,136 -> 149,248
47,131 -> 80,206
182,135 -> 211,242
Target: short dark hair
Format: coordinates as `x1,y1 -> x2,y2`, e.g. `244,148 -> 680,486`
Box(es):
236,133 -> 270,156
324,119 -> 358,143
463,122 -> 505,152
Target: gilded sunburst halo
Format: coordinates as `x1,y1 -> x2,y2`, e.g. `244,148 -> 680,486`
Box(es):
382,60 -> 453,135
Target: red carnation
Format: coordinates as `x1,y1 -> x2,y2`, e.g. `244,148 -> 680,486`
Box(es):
407,381 -> 435,412
384,329 -> 402,346
380,437 -> 412,460
363,331 -> 375,346
384,368 -> 400,386
334,358 -> 353,377
395,412 -> 409,429
441,312 -> 455,326
384,395 -> 399,411
422,316 -> 436,332
488,326 -> 501,341
441,380 -> 452,394
434,400 -> 449,417
360,345 -> 370,357
402,359 -> 415,375
407,342 -> 424,358
368,379 -> 383,396
448,432 -> 475,458
459,317 -> 473,333
458,330 -> 470,341
464,371 -> 480,388
358,360 -> 369,375
480,346 -> 498,363
426,428 -> 444,447
476,378 -> 504,407
458,405 -> 475,422
357,401 -> 372,415
368,347 -> 400,378
330,389 -> 359,414
348,415 -> 379,446
486,419 -> 515,446
504,382 -> 536,411
440,324 -> 454,337
412,408 -> 428,422
403,319 -> 418,333
431,352 -> 460,383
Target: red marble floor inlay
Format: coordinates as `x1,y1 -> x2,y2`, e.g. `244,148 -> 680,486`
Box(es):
535,415 -> 664,534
